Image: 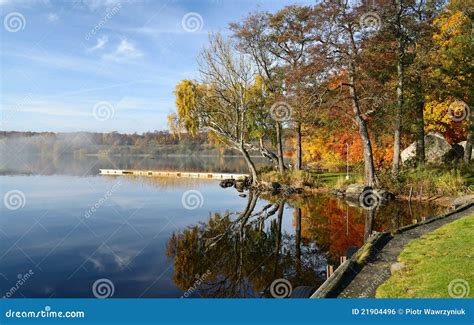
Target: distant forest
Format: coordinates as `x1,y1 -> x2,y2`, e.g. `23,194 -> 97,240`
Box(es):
0,131 -> 243,156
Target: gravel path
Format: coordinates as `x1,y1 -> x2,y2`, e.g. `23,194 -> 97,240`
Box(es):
338,205 -> 474,298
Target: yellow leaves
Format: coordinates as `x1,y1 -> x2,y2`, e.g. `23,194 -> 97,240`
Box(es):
167,112 -> 178,135
254,74 -> 265,91
433,10 -> 470,46
424,101 -> 449,133
303,135 -> 342,168
174,80 -> 200,135
424,99 -> 468,143
174,80 -> 197,116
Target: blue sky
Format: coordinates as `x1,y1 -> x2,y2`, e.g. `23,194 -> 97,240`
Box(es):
0,0 -> 313,134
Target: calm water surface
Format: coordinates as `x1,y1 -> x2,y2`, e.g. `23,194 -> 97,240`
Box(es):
0,156 -> 445,298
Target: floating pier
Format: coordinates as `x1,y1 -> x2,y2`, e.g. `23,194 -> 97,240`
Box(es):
99,169 -> 248,180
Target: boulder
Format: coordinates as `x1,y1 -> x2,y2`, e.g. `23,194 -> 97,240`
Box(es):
234,179 -> 248,192
401,132 -> 451,164
424,133 -> 452,163
345,184 -> 371,198
443,143 -> 464,163
458,141 -> 474,160
345,199 -> 362,208
219,179 -> 235,188
344,185 -> 395,208
344,184 -> 372,207
376,189 -> 396,202
400,142 -> 416,164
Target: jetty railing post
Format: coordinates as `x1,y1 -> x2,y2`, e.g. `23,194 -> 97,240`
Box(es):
326,265 -> 334,279
346,142 -> 350,180
340,256 -> 347,264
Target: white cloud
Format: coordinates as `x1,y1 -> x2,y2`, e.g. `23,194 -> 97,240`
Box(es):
81,0 -> 122,11
87,35 -> 108,52
46,13 -> 59,22
103,39 -> 143,62
2,46 -> 143,79
2,98 -> 91,117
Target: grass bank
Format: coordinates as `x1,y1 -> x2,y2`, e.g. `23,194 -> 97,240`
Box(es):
258,166 -> 473,201
259,169 -> 360,189
376,213 -> 474,298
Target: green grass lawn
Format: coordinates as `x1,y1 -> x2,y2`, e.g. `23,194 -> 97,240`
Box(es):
309,172 -> 358,187
376,214 -> 474,298
465,173 -> 474,188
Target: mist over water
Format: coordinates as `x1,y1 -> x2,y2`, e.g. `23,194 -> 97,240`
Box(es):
0,134 -> 268,176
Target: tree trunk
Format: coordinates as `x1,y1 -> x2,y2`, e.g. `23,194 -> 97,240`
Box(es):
464,109 -> 473,162
238,191 -> 258,285
240,144 -> 258,185
348,71 -> 378,187
415,97 -> 425,165
258,137 -> 279,168
276,122 -> 286,173
239,190 -> 258,229
295,122 -> 302,171
392,34 -> 404,176
273,202 -> 285,278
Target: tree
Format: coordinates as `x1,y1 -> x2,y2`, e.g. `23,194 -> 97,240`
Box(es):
378,0 -> 444,172
171,34 -> 261,183
429,0 -> 473,161
392,0 -> 406,175
313,1 -> 379,186
230,12 -> 287,173
380,0 -> 410,175
266,5 -> 318,171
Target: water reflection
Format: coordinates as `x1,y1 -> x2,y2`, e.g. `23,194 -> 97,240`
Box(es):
0,154 -> 268,176
166,192 -> 325,298
0,152 -> 446,298
166,191 -> 444,298
0,169 -> 444,298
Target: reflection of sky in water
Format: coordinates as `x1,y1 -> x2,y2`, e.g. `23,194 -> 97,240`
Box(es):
0,167 -> 443,297
0,175 -> 294,297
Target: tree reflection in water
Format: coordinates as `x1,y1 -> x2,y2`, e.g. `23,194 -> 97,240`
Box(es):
166,191 -> 444,298
166,191 -> 326,298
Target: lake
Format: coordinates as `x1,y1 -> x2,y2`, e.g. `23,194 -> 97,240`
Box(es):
0,155 -> 444,298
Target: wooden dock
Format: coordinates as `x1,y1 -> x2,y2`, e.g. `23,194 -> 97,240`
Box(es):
99,169 -> 248,180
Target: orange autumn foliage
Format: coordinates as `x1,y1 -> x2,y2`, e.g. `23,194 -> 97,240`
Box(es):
302,128 -> 394,171
299,197 -> 366,259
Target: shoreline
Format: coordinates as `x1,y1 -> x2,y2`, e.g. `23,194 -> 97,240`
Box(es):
271,184 -> 473,209
311,202 -> 474,298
